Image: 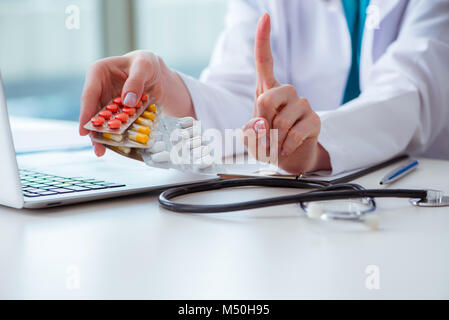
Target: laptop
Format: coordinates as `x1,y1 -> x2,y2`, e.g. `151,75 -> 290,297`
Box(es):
0,73 -> 216,209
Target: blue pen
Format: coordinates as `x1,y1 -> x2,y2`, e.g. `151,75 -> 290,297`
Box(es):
380,159 -> 419,185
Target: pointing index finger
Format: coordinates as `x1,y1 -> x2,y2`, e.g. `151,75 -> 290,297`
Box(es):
255,13 -> 277,90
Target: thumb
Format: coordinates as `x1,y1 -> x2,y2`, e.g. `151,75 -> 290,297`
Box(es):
121,59 -> 148,107
255,13 -> 278,92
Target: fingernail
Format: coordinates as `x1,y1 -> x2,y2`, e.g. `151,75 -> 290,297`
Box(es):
94,144 -> 102,157
254,120 -> 265,132
123,92 -> 137,107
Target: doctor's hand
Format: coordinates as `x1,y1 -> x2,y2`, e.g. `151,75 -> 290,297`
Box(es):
79,50 -> 194,156
243,13 -> 331,174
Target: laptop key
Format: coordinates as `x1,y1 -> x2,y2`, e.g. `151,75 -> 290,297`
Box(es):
47,188 -> 75,194
50,177 -> 65,181
33,175 -> 47,178
43,182 -> 63,186
32,184 -> 53,188
72,182 -> 93,186
37,191 -> 59,196
25,183 -> 42,187
25,187 -> 44,193
80,184 -> 108,190
82,179 -> 102,183
23,192 -> 40,198
41,178 -> 58,183
65,185 -> 92,191
51,183 -> 75,188
35,188 -> 57,194
100,182 -> 126,188
22,185 -> 38,189
58,179 -> 76,183
31,182 -> 45,186
29,179 -> 47,183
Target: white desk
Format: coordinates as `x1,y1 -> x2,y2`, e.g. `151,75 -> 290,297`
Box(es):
1,120 -> 449,299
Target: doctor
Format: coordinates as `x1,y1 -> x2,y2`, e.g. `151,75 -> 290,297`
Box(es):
79,0 -> 449,174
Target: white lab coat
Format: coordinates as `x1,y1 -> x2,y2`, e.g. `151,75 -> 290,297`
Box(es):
180,0 -> 449,174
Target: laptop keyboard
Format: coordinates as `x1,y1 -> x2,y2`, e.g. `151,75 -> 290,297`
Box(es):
20,169 -> 126,198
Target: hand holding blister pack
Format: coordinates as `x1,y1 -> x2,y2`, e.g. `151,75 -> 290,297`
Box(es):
83,92 -> 220,174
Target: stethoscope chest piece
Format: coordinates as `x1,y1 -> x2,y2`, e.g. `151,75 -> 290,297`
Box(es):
410,195 -> 449,207
300,199 -> 379,230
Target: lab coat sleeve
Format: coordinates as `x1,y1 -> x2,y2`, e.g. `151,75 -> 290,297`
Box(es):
179,0 -> 263,134
317,0 -> 449,174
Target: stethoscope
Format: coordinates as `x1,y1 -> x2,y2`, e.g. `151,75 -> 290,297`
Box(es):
158,155 -> 449,229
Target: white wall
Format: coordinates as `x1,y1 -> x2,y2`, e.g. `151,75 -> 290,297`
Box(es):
134,0 -> 227,77
0,0 -> 103,82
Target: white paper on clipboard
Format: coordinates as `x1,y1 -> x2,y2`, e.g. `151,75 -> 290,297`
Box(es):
218,153 -> 360,181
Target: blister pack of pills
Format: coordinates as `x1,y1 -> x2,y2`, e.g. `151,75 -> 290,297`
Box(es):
140,116 -> 220,174
83,94 -> 162,150
91,105 -> 162,149
84,93 -> 220,173
84,94 -> 152,134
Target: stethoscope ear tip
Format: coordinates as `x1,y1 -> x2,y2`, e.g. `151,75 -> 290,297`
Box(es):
363,214 -> 380,231
305,202 -> 324,219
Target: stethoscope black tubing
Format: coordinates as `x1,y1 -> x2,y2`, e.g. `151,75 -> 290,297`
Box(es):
158,154 -> 416,213
158,177 -> 427,213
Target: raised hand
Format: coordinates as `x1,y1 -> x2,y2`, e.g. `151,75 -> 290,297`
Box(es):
243,13 -> 331,174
